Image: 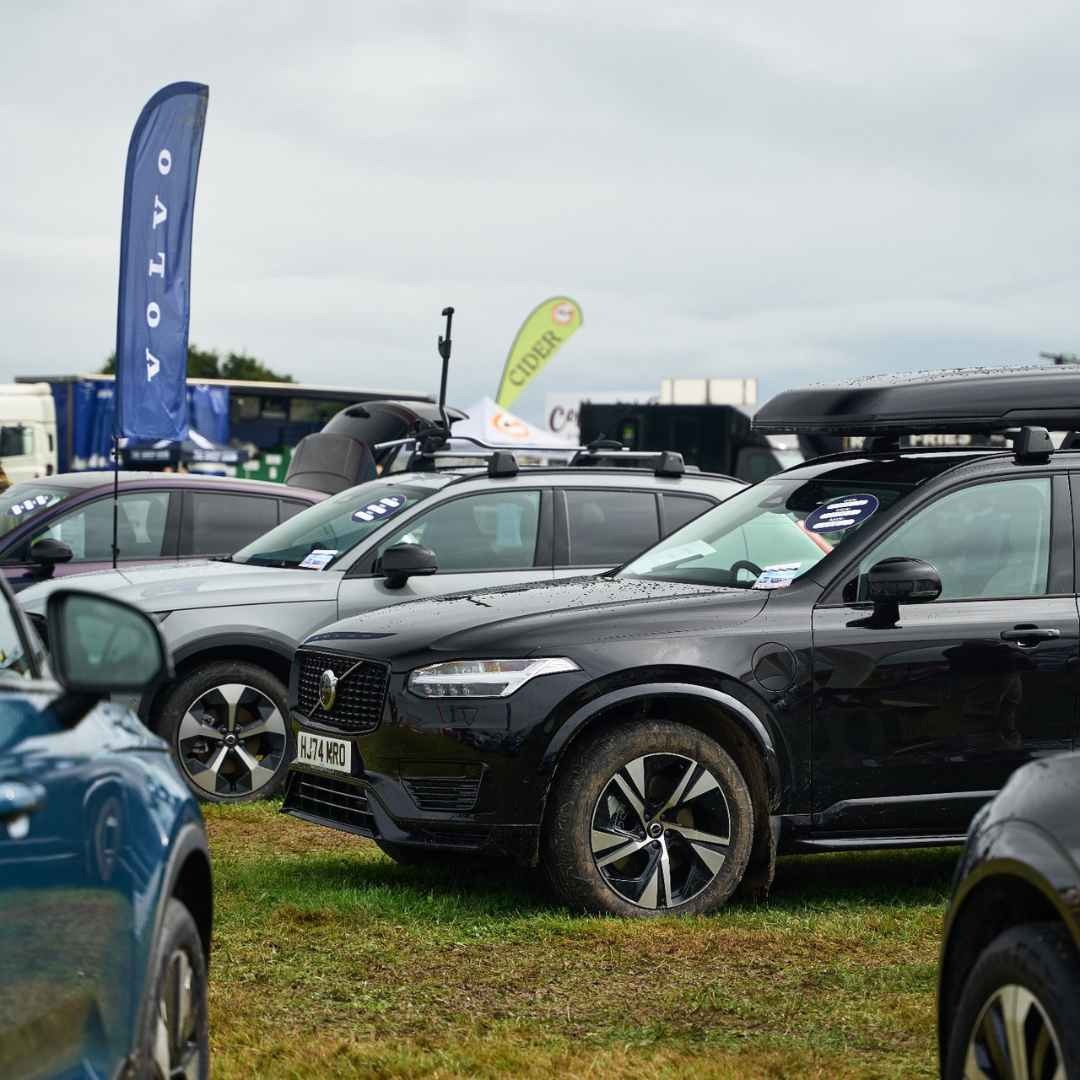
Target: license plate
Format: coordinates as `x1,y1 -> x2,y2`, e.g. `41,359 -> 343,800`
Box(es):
296,731 -> 352,774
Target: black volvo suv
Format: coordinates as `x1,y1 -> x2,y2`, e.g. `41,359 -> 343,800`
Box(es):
282,368 -> 1080,917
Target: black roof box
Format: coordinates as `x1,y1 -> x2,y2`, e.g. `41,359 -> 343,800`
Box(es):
752,367 -> 1080,436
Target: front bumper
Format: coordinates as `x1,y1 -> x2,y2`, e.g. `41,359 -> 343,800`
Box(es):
281,768 -> 539,860
280,660 -> 587,862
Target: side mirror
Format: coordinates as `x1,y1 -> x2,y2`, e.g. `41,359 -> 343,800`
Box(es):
29,538 -> 73,578
381,543 -> 438,589
45,590 -> 172,699
865,556 -> 942,620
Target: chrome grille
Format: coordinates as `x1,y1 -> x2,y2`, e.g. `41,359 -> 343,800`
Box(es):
296,651 -> 389,734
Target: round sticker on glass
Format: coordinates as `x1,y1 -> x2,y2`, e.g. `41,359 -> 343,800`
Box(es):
804,493 -> 880,534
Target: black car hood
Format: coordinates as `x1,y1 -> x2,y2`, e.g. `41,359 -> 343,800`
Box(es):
304,575 -> 767,662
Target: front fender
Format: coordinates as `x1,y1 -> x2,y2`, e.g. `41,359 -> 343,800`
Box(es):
539,681 -> 783,807
938,818 -> 1080,1061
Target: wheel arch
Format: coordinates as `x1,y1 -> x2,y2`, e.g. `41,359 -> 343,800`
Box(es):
536,674 -> 785,897
937,833 -> 1080,1065
140,634 -> 294,728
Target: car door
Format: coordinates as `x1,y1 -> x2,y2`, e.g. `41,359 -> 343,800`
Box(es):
0,595 -> 136,1077
810,473 -> 1077,835
10,490 -> 178,586
337,487 -> 554,617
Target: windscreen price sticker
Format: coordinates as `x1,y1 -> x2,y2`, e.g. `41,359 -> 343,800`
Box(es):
753,562 -> 803,590
352,495 -> 406,523
804,493 -> 880,534
299,549 -> 337,570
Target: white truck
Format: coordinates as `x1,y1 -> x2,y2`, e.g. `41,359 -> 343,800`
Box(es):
0,383 -> 58,484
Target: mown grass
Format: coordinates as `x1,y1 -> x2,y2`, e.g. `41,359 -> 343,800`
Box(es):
204,803 -> 955,1079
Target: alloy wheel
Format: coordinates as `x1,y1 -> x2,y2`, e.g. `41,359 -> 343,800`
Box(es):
176,683 -> 287,799
590,752 -> 731,910
151,947 -> 202,1079
964,982 -> 1065,1080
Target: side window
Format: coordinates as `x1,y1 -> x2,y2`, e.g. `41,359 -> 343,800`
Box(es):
379,490 -> 541,572
0,596 -> 32,680
34,492 -> 170,561
661,494 -> 713,536
0,426 -> 31,458
734,447 -> 781,484
857,477 -> 1052,601
185,492 -> 279,556
565,490 -> 659,567
279,499 -> 308,523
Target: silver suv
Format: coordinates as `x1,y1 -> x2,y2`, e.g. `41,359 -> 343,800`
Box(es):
20,459 -> 742,802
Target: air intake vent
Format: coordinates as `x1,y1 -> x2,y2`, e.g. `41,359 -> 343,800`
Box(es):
402,776 -> 482,813
282,773 -> 375,837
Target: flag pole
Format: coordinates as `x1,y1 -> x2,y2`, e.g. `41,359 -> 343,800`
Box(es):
111,431 -> 120,569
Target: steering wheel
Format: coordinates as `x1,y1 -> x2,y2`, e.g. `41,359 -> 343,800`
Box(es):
729,559 -> 763,580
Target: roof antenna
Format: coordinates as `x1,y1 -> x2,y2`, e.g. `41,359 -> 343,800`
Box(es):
437,306 -> 454,433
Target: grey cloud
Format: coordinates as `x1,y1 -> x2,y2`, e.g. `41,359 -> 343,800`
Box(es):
3,0 -> 1080,420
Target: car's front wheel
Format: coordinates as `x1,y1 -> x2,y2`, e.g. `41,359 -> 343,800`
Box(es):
137,898 -> 209,1080
945,922 -> 1080,1080
543,720 -> 753,916
158,661 -> 292,803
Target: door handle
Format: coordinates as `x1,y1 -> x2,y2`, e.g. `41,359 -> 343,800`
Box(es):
0,781 -> 46,821
1000,627 -> 1060,645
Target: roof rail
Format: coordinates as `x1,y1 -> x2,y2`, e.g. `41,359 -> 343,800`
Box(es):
1012,426 -> 1054,464
568,448 -> 687,477
374,433 -> 689,478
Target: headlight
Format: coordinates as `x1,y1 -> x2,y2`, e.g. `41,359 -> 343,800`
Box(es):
408,658 -> 580,698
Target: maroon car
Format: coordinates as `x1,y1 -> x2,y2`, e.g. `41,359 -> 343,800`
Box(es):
0,471 -> 325,591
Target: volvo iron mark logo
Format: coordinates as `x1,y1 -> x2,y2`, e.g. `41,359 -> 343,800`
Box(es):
319,669 -> 338,712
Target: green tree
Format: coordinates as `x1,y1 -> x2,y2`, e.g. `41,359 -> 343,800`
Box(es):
100,345 -> 292,382
220,351 -> 294,383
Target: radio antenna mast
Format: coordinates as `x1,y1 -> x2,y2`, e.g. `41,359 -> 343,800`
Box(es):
437,306 -> 454,431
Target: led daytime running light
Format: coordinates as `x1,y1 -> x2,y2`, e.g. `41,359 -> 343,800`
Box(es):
408,657 -> 580,699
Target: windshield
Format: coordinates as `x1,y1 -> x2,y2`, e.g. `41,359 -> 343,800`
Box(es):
620,472 -> 915,589
0,484 -> 71,541
232,477 -> 449,569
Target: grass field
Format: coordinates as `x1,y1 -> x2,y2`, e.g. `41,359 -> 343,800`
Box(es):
204,803 -> 957,1079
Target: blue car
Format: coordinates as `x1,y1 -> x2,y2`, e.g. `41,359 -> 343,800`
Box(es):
0,581 -> 212,1079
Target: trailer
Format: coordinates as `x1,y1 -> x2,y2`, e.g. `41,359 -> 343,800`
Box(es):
14,374 -> 433,476
577,401 -> 807,483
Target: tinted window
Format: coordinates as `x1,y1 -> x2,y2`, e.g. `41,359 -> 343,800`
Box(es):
380,490 -> 541,572
662,495 -> 713,536
0,426 -> 30,458
858,478 -> 1052,601
279,499 -> 308,523
0,594 -> 31,681
186,492 -> 278,556
566,490 -> 659,566
34,491 -> 170,561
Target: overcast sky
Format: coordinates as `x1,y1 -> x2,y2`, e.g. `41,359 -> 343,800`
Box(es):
4,1 -> 1080,424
